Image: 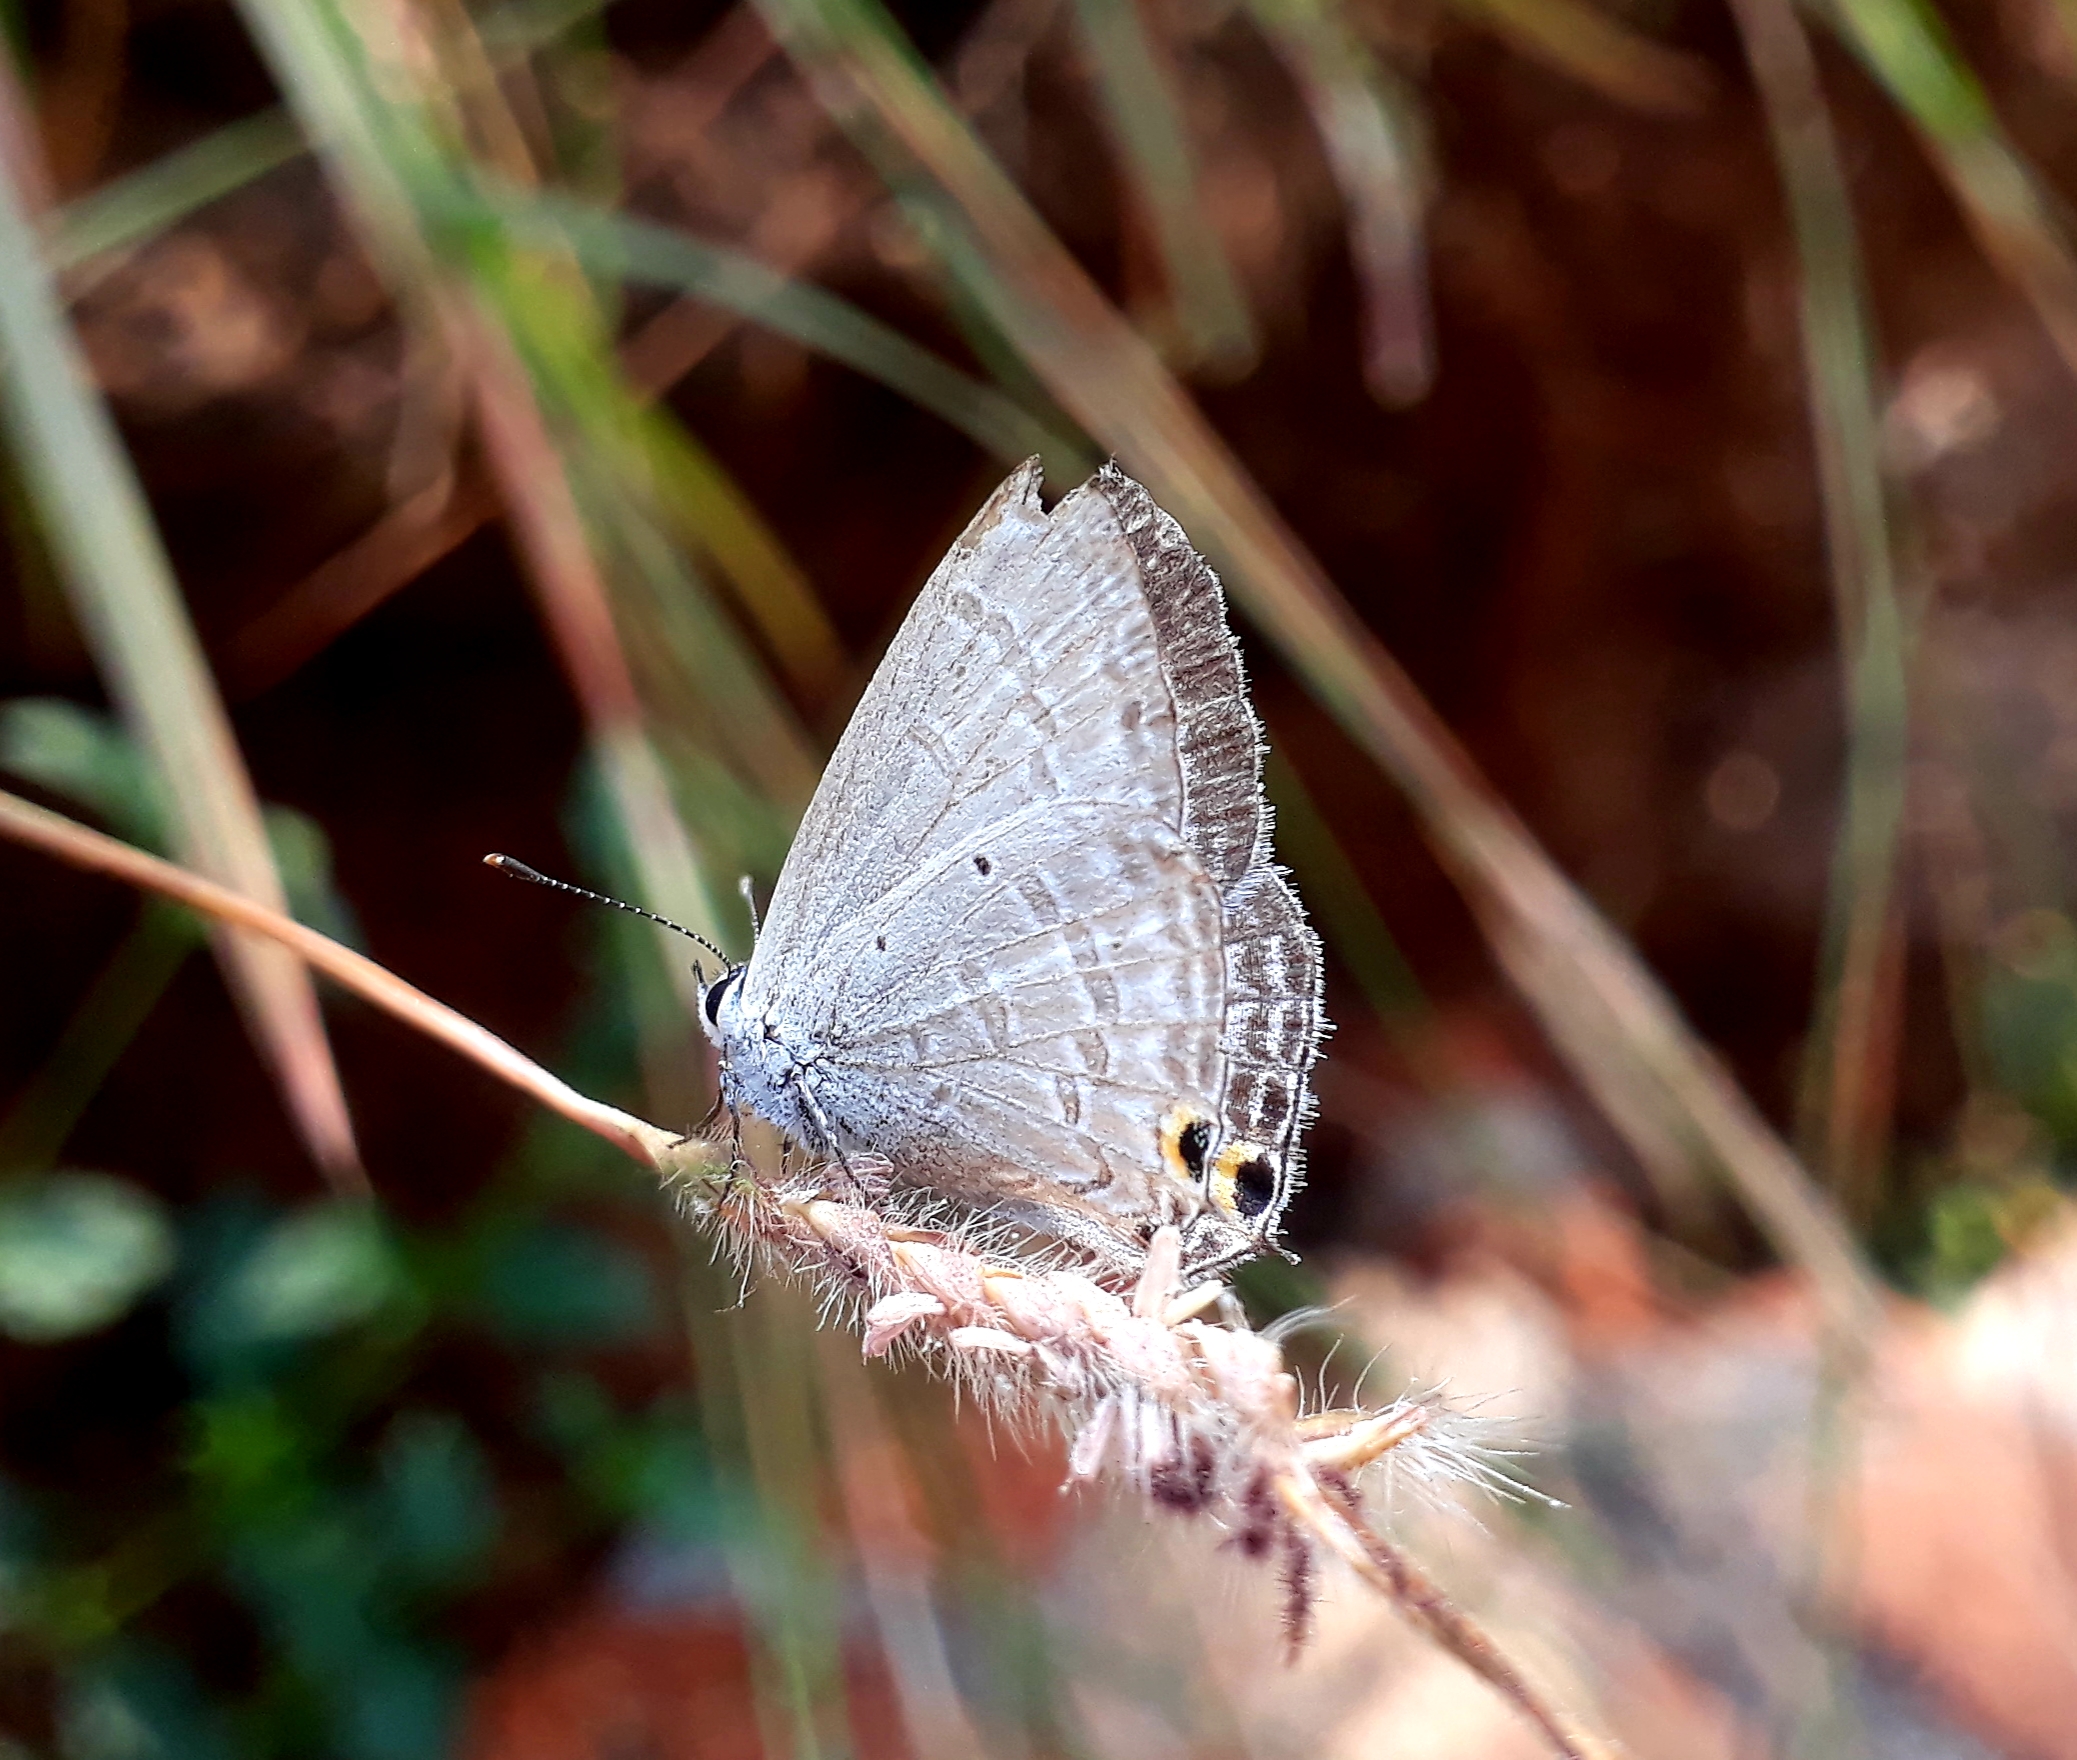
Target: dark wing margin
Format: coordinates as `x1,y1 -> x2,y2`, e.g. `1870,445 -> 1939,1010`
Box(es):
1221,867 -> 1324,1167
1090,462 -> 1329,1242
1093,463 -> 1265,885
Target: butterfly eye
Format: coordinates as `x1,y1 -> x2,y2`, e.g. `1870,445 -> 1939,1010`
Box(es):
703,968 -> 741,1027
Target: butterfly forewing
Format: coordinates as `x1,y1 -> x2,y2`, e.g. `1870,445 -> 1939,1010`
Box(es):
752,462 -> 1176,961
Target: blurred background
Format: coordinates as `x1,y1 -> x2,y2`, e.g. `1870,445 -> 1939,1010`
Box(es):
2,0 -> 2076,1751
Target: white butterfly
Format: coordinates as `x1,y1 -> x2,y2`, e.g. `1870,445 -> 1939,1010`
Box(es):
697,461 -> 1326,1273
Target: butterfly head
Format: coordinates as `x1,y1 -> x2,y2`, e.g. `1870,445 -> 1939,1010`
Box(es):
696,963 -> 747,1049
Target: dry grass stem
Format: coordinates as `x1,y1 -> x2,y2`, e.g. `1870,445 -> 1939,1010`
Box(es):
687,1164 -> 1605,1759
465,312 -> 732,978
0,63 -> 364,1190
225,469 -> 493,697
1290,1472 -> 1615,1760
0,788 -> 678,1168
222,1 -> 979,700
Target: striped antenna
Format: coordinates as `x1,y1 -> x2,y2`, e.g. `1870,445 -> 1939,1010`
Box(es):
483,854 -> 732,967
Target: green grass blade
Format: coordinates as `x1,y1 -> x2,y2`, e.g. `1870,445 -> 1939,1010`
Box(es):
152,125 -> 1064,717
480,185 -> 1087,474
468,324 -> 736,974
226,0 -> 442,293
681,1268 -> 852,1760
475,0 -> 618,57
1247,0 -> 1434,405
1731,0 -> 1915,1220
639,417 -> 850,714
1821,0 -> 2077,379
45,0 -> 613,270
228,0 -> 786,966
0,154 -> 363,1188
1263,744 -> 1427,1025
463,236 -> 828,806
0,902 -> 197,1174
47,110 -> 305,270
1067,0 -> 1257,374
1440,0 -> 1712,113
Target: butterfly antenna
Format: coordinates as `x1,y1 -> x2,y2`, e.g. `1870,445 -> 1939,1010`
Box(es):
484,854 -> 732,967
738,874 -> 762,942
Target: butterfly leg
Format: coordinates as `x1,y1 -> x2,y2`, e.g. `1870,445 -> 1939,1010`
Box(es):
688,1088 -> 728,1139
789,1074 -> 891,1207
724,1100 -> 753,1193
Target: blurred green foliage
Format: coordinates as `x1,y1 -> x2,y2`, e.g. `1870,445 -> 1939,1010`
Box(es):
0,1113 -> 721,1757
0,1175 -> 174,1345
1879,909 -> 2077,1296
0,695 -> 726,1750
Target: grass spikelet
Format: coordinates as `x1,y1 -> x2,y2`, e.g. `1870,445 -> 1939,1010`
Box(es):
669,1143 -> 1609,1760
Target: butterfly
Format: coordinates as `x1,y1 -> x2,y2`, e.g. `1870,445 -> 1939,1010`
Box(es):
694,461 -> 1326,1273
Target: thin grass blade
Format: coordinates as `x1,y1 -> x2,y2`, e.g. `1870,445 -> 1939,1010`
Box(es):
1247,0 -> 1435,405
1436,0 -> 1712,113
640,416 -> 849,710
227,0 -> 771,924
0,145 -> 363,1190
44,0 -> 612,271
1067,0 -> 1257,374
0,902 -> 197,1174
464,234 -> 827,805
814,1337 -> 992,1760
1726,30 -> 1905,1754
1730,0 -> 1915,1220
681,1249 -> 854,1760
1821,0 -> 2077,382
0,788 -> 680,1166
47,109 -> 304,271
468,318 -> 734,981
1263,743 -> 1427,1026
486,185 -> 1086,473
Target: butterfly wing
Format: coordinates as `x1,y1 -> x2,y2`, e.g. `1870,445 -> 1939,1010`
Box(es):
740,461 -> 1324,1264
754,461 -> 1183,954
788,798 -> 1226,1240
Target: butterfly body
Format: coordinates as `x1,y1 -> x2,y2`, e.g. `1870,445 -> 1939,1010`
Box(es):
699,461 -> 1325,1272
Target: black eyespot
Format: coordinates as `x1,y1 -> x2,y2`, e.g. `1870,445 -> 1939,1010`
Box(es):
875,935 -> 887,952
1178,1119 -> 1212,1178
973,854 -> 992,876
702,967 -> 740,1027
1233,1155 -> 1278,1220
